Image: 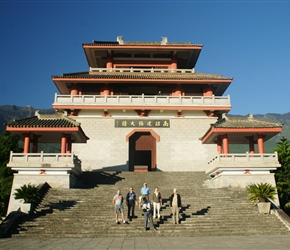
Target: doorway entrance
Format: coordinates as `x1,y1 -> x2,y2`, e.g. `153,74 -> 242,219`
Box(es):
127,130 -> 159,172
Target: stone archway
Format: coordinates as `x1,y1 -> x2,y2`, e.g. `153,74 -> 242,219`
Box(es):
126,129 -> 159,172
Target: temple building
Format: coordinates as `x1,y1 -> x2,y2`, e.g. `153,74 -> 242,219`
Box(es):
5,36 -> 282,213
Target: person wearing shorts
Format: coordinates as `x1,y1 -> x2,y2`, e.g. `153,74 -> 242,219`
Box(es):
112,189 -> 126,224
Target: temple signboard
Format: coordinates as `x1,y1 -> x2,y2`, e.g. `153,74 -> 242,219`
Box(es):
115,119 -> 170,128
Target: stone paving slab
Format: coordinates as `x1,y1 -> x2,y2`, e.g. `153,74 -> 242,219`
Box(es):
1,235 -> 290,250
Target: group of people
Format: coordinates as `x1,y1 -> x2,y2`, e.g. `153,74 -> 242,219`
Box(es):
112,183 -> 182,231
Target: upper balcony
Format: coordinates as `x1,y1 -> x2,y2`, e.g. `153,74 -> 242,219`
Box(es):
52,68 -> 233,97
52,68 -> 233,112
52,93 -> 231,111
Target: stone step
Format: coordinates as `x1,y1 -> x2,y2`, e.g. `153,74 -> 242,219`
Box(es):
12,228 -> 290,238
8,171 -> 290,238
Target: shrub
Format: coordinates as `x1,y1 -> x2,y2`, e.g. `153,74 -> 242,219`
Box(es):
247,182 -> 277,203
14,184 -> 41,204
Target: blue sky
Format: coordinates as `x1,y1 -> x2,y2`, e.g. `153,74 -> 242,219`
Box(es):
0,0 -> 290,115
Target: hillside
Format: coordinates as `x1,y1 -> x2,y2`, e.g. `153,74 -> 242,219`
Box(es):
228,113 -> 290,153
0,105 -> 55,132
1,105 -> 289,153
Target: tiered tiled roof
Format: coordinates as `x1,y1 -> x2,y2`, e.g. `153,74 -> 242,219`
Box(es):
6,111 -> 80,128
83,38 -> 202,47
212,115 -> 283,129
6,111 -> 89,143
200,114 -> 283,144
52,71 -> 232,80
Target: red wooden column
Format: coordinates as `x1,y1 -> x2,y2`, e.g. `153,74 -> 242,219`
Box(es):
175,89 -> 182,96
170,54 -> 177,70
257,133 -> 265,154
221,134 -> 229,154
61,133 -> 67,154
101,84 -> 110,96
172,84 -> 183,96
217,136 -> 222,153
67,136 -> 72,154
247,135 -> 255,154
23,132 -> 31,153
32,135 -> 40,153
106,53 -> 113,69
203,85 -> 213,96
70,84 -> 79,95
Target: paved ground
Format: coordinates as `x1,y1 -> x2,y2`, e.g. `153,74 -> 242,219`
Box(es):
1,235 -> 290,250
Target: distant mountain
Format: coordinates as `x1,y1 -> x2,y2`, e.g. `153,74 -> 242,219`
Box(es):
228,112 -> 290,152
1,105 -> 289,153
0,105 -> 55,132
230,112 -> 290,139
252,113 -> 290,145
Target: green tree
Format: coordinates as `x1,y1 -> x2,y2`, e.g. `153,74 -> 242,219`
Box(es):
274,137 -> 290,214
0,131 -> 22,217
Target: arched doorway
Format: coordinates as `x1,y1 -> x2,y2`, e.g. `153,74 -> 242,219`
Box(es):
126,129 -> 159,172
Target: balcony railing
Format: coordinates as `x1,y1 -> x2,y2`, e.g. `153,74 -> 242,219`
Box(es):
208,152 -> 280,164
206,152 -> 281,175
53,94 -> 231,107
7,151 -> 81,170
90,67 -> 196,73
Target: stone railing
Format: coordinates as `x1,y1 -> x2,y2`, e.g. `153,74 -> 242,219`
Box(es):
206,152 -> 280,176
7,151 -> 81,174
89,67 -> 196,73
208,152 -> 280,164
272,209 -> 290,230
53,94 -> 231,107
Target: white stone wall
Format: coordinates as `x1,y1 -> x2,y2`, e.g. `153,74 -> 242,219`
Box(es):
7,174 -> 72,215
205,173 -> 277,188
73,117 -> 129,171
73,112 -> 218,172
156,118 -> 217,171
204,173 -> 280,205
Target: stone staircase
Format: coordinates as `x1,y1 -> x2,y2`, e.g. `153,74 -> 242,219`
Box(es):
8,171 -> 290,237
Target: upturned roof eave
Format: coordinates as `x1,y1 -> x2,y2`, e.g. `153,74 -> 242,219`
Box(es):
200,126 -> 283,144
51,72 -> 233,81
5,115 -> 89,143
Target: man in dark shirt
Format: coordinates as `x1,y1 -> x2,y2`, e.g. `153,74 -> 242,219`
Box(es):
126,187 -> 137,220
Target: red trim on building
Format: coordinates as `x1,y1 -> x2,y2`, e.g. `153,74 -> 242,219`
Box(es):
82,45 -> 203,50
6,127 -> 80,132
126,129 -> 160,142
52,77 -> 232,84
